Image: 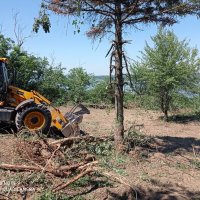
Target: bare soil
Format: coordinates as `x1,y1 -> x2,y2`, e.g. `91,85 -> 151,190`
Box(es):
63,107 -> 200,199
0,107 -> 200,200
77,107 -> 200,139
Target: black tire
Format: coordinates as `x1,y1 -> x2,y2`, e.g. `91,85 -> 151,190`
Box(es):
15,103 -> 52,134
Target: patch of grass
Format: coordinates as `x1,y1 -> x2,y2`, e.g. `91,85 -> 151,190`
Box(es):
115,154 -> 127,164
62,139 -> 113,163
37,191 -> 84,200
99,153 -> 128,176
176,162 -> 188,170
70,175 -> 92,188
69,173 -> 112,190
18,172 -> 51,189
3,172 -> 52,195
139,172 -> 151,182
112,168 -> 128,176
190,159 -> 200,170
135,95 -> 159,110
92,172 -> 113,187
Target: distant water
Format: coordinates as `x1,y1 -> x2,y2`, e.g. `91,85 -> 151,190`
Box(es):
94,76 -> 200,96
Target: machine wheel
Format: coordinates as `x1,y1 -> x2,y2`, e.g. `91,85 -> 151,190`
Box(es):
15,104 -> 52,134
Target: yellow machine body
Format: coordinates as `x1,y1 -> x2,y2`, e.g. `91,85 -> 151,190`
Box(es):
7,85 -> 67,129
0,58 -> 89,136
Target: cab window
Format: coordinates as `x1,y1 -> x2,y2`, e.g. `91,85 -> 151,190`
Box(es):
0,63 -> 4,87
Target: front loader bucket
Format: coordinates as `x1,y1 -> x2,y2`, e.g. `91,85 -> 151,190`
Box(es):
61,104 -> 90,137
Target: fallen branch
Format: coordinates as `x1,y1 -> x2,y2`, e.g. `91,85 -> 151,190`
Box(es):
50,136 -> 83,145
101,171 -> 132,188
53,167 -> 95,192
77,161 -> 98,170
50,135 -> 114,145
0,164 -> 44,172
0,164 -> 67,177
0,161 -> 98,177
0,163 -> 71,178
43,144 -> 61,171
100,170 -> 139,200
59,161 -> 87,171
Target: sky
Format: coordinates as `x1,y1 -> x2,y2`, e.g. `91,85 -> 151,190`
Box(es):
1,0 -> 200,75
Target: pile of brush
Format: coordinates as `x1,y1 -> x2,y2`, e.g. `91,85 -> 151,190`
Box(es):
0,130 -> 106,192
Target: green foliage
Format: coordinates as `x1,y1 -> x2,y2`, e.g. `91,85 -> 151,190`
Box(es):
66,67 -> 93,103
170,92 -> 197,110
124,128 -> 153,152
37,191 -> 84,200
0,34 -> 14,57
87,78 -> 114,104
87,141 -> 113,156
8,46 -> 68,105
70,175 -> 92,188
0,33 -> 69,105
39,65 -> 68,104
129,62 -> 148,96
190,159 -> 200,170
132,94 -> 159,110
33,4 -> 51,33
9,46 -> 47,90
123,92 -> 135,108
0,37 -> 110,105
130,28 -> 200,119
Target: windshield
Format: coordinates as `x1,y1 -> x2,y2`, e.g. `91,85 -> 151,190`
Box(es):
0,61 -> 9,88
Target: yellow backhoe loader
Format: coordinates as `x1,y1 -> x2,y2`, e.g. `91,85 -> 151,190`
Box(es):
0,58 -> 90,137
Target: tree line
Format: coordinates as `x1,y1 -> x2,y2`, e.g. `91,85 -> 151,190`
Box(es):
0,33 -> 113,105
1,29 -> 200,120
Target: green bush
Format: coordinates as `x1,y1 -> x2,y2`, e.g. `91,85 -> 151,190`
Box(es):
130,28 -> 200,118
87,79 -> 114,104
131,94 -> 159,110
66,67 -> 93,103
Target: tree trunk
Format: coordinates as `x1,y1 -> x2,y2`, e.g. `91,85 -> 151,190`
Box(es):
160,91 -> 169,121
114,2 -> 124,151
164,110 -> 169,121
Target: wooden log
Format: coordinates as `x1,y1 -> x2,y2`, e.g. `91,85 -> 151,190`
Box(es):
77,161 -> 98,170
0,163 -> 76,177
50,135 -> 114,145
53,168 -> 94,192
0,164 -> 43,172
50,136 -> 85,145
59,162 -> 86,171
0,161 -> 98,177
0,163 -> 67,177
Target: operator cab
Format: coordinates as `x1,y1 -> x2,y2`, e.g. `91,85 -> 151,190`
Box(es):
0,58 -> 9,104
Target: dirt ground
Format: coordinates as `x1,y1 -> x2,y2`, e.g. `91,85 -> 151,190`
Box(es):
0,107 -> 200,200
63,107 -> 200,199
76,107 -> 200,139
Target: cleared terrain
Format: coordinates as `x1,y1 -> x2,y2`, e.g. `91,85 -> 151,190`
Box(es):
0,107 -> 200,200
